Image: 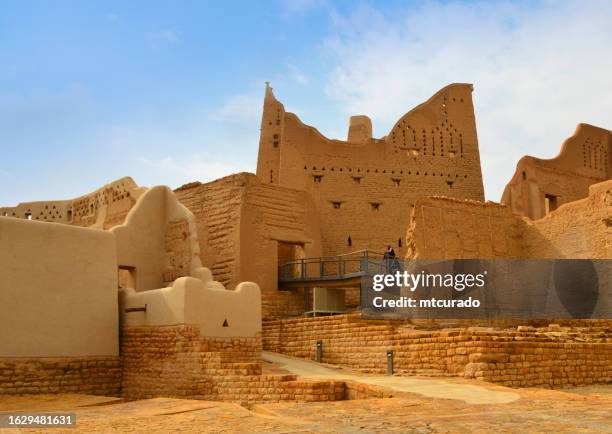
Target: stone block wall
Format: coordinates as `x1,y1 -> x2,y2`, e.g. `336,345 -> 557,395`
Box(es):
0,357 -> 121,396
121,325 -> 344,405
263,314 -> 612,388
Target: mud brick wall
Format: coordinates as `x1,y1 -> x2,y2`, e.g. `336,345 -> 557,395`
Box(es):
257,84 -> 486,259
176,173 -> 322,320
0,357 -> 121,396
405,196 -> 525,259
263,314 -> 612,388
121,325 -> 344,405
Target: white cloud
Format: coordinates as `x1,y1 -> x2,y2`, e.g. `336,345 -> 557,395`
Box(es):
321,1 -> 612,200
287,64 -> 310,85
209,93 -> 263,125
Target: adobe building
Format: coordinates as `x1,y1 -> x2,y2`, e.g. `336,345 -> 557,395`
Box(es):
256,82 -> 485,258
502,123 -> 611,219
1,82 -> 611,398
174,83 -> 491,319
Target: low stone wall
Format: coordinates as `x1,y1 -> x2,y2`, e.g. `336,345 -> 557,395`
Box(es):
121,325 -> 344,404
0,357 -> 121,396
263,314 -> 612,388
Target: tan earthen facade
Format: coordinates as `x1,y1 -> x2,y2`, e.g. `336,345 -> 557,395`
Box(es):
502,124 -> 611,220
256,83 -> 485,258
175,172 -> 322,319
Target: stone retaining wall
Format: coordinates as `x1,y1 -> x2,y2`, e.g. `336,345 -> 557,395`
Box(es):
121,325 -> 344,405
263,314 -> 612,388
0,357 -> 121,396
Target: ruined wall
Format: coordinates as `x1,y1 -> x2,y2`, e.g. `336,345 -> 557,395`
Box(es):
263,314 -> 612,388
256,83 -> 485,258
121,325 -> 344,404
405,197 -> 525,259
523,180 -> 612,259
502,124 -> 611,220
406,180 -> 611,260
0,177 -> 145,229
176,173 -> 322,319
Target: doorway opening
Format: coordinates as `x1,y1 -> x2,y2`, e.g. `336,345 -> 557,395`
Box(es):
544,194 -> 558,215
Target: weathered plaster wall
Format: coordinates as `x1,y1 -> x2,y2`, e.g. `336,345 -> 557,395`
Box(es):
0,217 -> 118,357
119,268 -> 262,338
502,124 -> 611,220
256,83 -> 485,258
112,185 -> 202,291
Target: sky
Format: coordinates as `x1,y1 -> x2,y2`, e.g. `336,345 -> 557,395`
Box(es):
1,0 -> 611,205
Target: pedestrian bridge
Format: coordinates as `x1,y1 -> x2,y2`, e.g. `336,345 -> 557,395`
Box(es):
277,249 -> 387,290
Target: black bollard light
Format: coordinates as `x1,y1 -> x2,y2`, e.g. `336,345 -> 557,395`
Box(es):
387,350 -> 394,376
316,340 -> 323,362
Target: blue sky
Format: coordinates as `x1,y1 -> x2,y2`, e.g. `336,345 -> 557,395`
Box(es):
1,0 -> 611,205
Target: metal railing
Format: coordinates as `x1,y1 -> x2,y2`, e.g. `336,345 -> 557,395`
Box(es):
278,249 -> 385,282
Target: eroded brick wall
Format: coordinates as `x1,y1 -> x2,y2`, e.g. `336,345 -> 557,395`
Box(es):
175,176 -> 246,288
406,197 -> 525,259
263,314 -> 612,388
0,357 -> 121,396
524,181 -> 612,258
